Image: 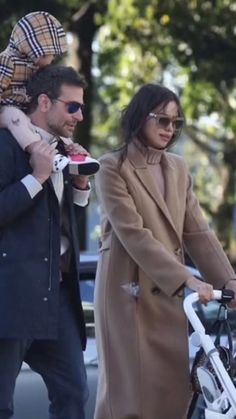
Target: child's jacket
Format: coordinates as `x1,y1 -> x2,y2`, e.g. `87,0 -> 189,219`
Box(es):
0,11 -> 68,109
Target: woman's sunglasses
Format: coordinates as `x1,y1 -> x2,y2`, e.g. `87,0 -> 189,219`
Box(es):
148,112 -> 184,131
54,98 -> 85,114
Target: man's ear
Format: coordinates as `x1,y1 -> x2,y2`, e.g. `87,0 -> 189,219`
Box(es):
37,94 -> 52,112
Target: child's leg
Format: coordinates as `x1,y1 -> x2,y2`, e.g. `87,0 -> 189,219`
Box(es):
0,106 -> 69,173
0,106 -> 41,150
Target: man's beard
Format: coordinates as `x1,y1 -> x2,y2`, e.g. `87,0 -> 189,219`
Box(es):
47,121 -> 68,139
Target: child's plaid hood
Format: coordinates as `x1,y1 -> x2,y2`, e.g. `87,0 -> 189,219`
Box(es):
9,11 -> 68,59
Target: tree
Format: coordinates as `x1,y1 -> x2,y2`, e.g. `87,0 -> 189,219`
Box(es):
0,0 -> 108,249
2,0 -> 236,255
93,0 -> 236,257
154,0 -> 236,254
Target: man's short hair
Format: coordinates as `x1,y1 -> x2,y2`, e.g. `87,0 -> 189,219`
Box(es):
26,65 -> 87,112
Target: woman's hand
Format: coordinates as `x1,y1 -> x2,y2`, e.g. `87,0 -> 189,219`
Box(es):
185,277 -> 214,305
223,279 -> 236,308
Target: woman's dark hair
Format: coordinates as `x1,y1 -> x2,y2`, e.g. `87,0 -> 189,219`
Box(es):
119,83 -> 184,163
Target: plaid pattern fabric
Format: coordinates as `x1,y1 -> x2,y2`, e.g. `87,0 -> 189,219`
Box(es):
0,55 -> 36,108
10,11 -> 68,59
0,11 -> 68,108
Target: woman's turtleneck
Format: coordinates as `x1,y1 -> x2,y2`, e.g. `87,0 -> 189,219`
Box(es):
133,138 -> 166,198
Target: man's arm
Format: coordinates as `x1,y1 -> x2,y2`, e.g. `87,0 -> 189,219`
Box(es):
72,175 -> 91,207
0,138 -> 56,227
0,144 -> 35,227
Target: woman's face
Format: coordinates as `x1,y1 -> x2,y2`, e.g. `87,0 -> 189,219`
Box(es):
142,101 -> 182,149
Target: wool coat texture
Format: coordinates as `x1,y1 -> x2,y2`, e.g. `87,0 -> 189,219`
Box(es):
94,141 -> 235,419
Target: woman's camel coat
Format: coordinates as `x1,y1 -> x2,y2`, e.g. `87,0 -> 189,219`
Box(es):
94,142 -> 235,419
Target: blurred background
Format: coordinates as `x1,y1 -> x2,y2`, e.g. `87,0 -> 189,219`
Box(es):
3,0 -> 236,262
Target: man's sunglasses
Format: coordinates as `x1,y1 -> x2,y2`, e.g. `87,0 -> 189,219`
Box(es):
54,98 -> 85,114
148,112 -> 184,131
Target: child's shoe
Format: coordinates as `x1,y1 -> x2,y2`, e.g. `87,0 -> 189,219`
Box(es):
53,154 -> 70,173
68,154 -> 100,176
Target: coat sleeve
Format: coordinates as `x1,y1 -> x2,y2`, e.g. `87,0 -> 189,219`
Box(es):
0,55 -> 14,102
95,154 -> 196,297
0,134 -> 37,228
183,172 -> 235,288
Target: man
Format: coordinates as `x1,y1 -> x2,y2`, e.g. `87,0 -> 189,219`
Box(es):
0,65 -> 90,419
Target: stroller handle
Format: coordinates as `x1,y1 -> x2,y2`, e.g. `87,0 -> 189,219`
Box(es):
184,289 -> 236,417
183,290 -> 222,334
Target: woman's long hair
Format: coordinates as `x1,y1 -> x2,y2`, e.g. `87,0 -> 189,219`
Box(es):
119,84 -> 184,165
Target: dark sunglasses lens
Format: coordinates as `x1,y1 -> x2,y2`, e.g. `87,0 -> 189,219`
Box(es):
67,102 -> 84,114
174,118 -> 184,130
158,116 -> 171,128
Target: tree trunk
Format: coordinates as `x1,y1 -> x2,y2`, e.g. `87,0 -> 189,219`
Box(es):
69,3 -> 98,250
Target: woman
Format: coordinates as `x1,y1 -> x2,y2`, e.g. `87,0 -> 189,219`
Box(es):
94,84 -> 236,419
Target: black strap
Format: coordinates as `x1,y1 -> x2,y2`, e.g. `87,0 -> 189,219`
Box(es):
208,303 -> 233,352
187,393 -> 199,419
57,137 -> 67,155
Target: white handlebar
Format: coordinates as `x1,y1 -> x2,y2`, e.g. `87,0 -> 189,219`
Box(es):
183,290 -> 222,334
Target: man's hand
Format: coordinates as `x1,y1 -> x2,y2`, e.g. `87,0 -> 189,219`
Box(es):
64,142 -> 89,156
29,140 -> 57,184
72,175 -> 90,190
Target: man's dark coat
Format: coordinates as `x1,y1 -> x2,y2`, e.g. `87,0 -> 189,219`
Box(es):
0,129 -> 86,348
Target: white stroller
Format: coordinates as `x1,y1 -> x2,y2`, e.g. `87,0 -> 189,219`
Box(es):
184,289 -> 236,418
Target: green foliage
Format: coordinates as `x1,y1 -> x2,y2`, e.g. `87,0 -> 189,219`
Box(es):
91,0 -> 236,256
2,0 -> 236,254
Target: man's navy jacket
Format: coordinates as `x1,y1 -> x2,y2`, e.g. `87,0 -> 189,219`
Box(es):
0,129 -> 86,349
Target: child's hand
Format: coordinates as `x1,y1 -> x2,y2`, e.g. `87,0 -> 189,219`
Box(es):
64,142 -> 90,156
